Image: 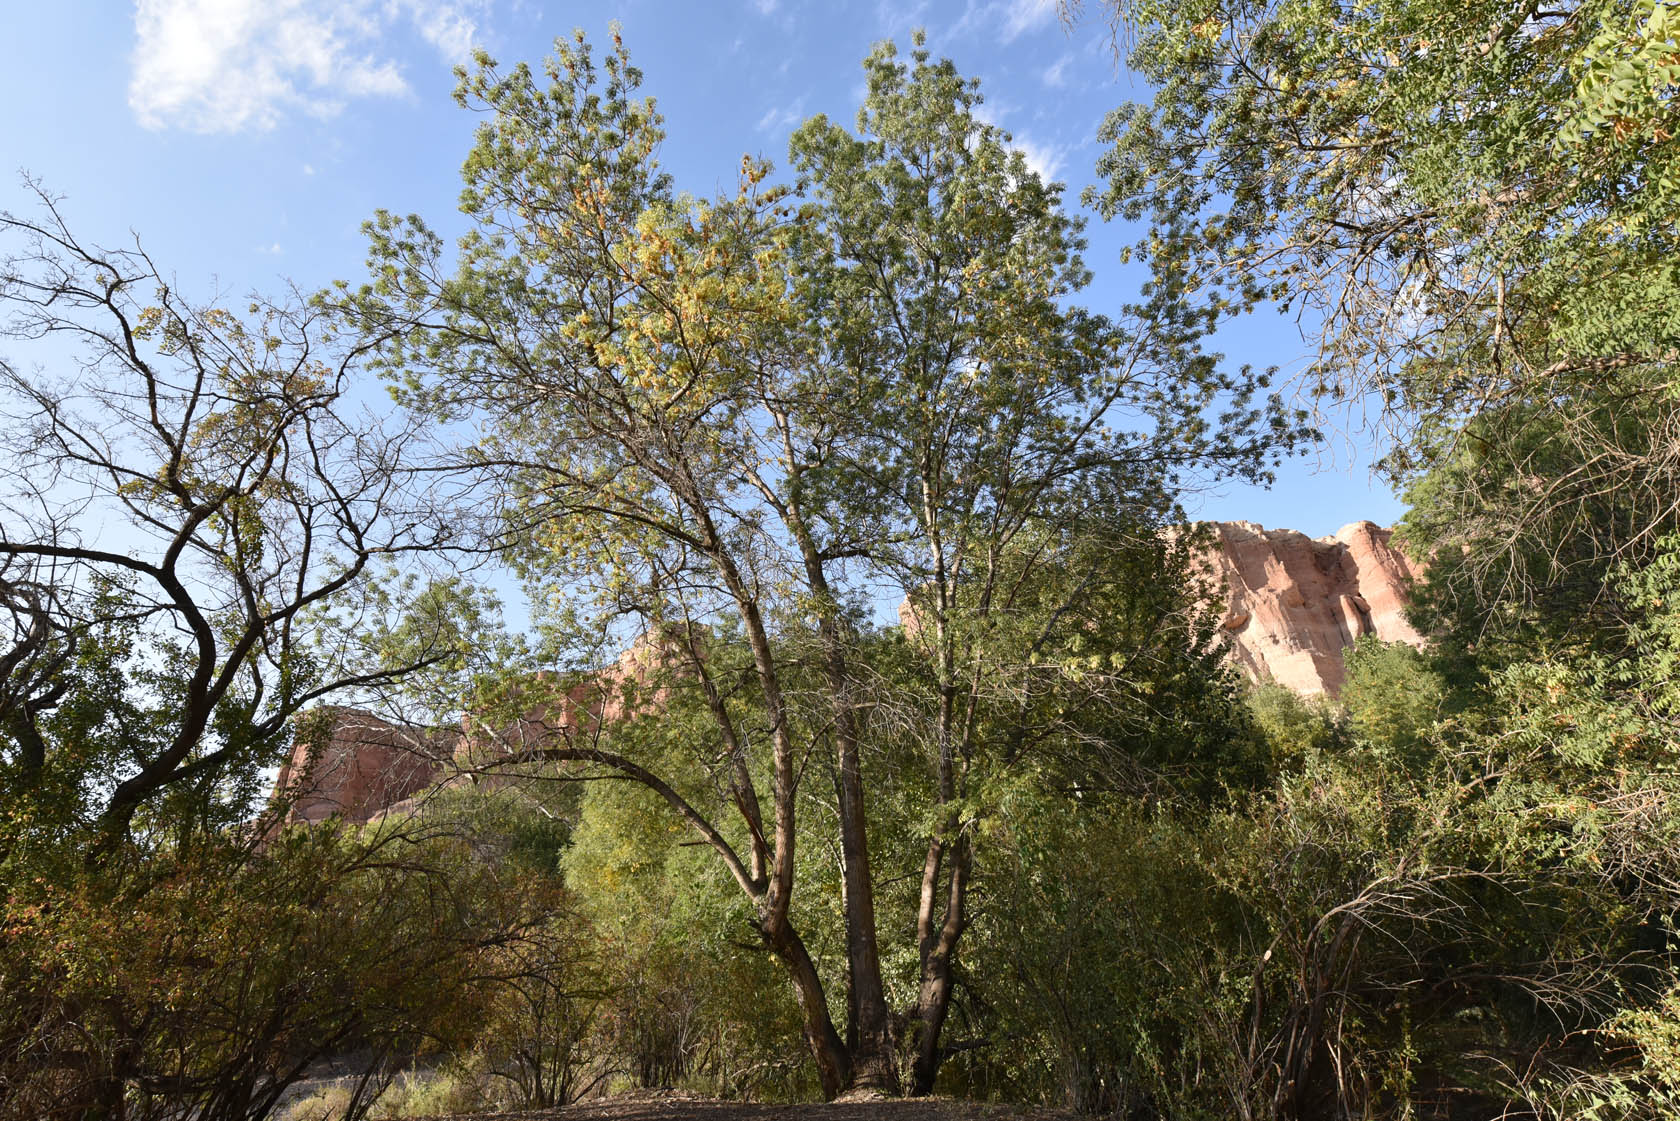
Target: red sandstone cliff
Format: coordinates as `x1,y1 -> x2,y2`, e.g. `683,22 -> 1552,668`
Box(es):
271,629 -> 697,826
274,525 -> 1419,824
1205,520 -> 1423,695
273,707 -> 453,826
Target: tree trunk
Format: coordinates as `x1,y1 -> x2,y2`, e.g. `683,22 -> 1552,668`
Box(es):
699,530 -> 866,1096
784,503 -> 899,1095
833,732 -> 899,1093
760,912 -> 852,1099
909,832 -> 969,1095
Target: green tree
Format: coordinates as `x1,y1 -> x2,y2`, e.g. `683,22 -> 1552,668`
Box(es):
1083,0 -> 1680,640
1339,636 -> 1446,764
785,43 -> 1301,1089
1246,681 -> 1344,773
0,822 -> 496,1121
0,188 -> 463,861
0,193 -> 522,1121
348,30 -> 1297,1097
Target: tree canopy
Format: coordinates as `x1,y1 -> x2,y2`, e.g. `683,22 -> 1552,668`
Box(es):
1089,0 -> 1680,637
345,29 -> 1299,1098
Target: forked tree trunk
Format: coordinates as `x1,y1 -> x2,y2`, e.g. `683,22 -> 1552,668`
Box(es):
760,913 -> 853,1099
830,688 -> 900,1094
785,496 -> 901,1095
905,562 -> 979,1097
909,831 -> 970,1094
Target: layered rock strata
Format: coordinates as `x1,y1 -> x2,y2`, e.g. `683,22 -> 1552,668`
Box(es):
1205,520 -> 1423,695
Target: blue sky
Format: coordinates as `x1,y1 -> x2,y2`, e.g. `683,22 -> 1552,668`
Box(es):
1,0 -> 1404,538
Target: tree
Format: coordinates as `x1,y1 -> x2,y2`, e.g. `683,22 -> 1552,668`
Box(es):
1339,635 -> 1446,764
0,818 -> 500,1121
408,786 -> 608,1113
1082,0 -> 1680,637
0,188 -> 543,1121
349,31 -> 1298,1096
784,42 -> 1302,1091
0,185 -> 461,861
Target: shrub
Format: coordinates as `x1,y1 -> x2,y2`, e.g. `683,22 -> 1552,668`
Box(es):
277,1086 -> 351,1121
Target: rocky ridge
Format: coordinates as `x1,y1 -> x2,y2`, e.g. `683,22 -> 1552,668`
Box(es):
1205,520 -> 1423,696
273,521 -> 1421,823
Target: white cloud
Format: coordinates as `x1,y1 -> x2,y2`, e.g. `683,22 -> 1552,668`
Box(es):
129,0 -> 486,133
971,99 -> 1013,133
942,0 -> 1062,46
1013,135 -> 1067,181
973,101 -> 1067,182
755,96 -> 807,134
257,241 -> 284,254
876,0 -> 932,40
752,0 -> 779,13
1042,53 -> 1071,87
402,0 -> 480,58
1000,0 -> 1057,42
301,162 -> 316,175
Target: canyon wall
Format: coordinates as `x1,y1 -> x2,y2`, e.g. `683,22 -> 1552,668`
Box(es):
273,707 -> 452,826
273,521 -> 1422,823
1204,520 -> 1423,696
271,630 -> 694,826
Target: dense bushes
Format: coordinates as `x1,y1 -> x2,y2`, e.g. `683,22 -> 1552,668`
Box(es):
939,692 -> 1680,1118
8,617 -> 1680,1121
0,825 -> 487,1121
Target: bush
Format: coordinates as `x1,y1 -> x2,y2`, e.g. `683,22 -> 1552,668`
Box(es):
1340,637 -> 1446,766
562,779 -> 817,1101
367,1068 -> 487,1119
1246,681 -> 1345,772
277,1086 -> 351,1121
0,823 -> 489,1121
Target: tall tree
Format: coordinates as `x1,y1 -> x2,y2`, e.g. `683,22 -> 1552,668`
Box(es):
354,33 -> 878,1091
0,189 -> 529,1121
1083,0 -> 1680,641
0,186 -> 456,861
351,31 -> 1296,1096
785,37 -> 1298,1091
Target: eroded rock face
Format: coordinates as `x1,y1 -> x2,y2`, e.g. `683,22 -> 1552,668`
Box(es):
273,707 -> 453,825
1203,520 -> 1423,695
273,527 -> 1417,825
271,629 -> 697,826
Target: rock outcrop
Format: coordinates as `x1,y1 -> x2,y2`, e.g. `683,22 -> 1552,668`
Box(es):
275,707 -> 453,826
271,629 -> 698,827
273,522 -> 1419,825
1204,520 -> 1423,695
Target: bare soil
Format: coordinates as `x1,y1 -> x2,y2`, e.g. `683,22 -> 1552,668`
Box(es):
421,1089 -> 1073,1121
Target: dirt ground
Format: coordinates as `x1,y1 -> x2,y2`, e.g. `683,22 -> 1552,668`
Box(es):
421,1089 -> 1073,1121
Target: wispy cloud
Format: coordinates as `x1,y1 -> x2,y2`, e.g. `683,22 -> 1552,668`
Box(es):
1000,0 -> 1058,42
404,0 -> 480,58
876,0 -> 932,40
256,241 -> 285,255
129,0 -> 487,133
751,0 -> 779,13
974,101 -> 1068,182
1013,136 -> 1068,181
755,95 -> 808,134
1042,53 -> 1072,88
940,0 -> 1063,46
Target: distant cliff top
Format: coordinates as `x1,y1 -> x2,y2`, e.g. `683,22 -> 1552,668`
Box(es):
1200,520 -> 1422,696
